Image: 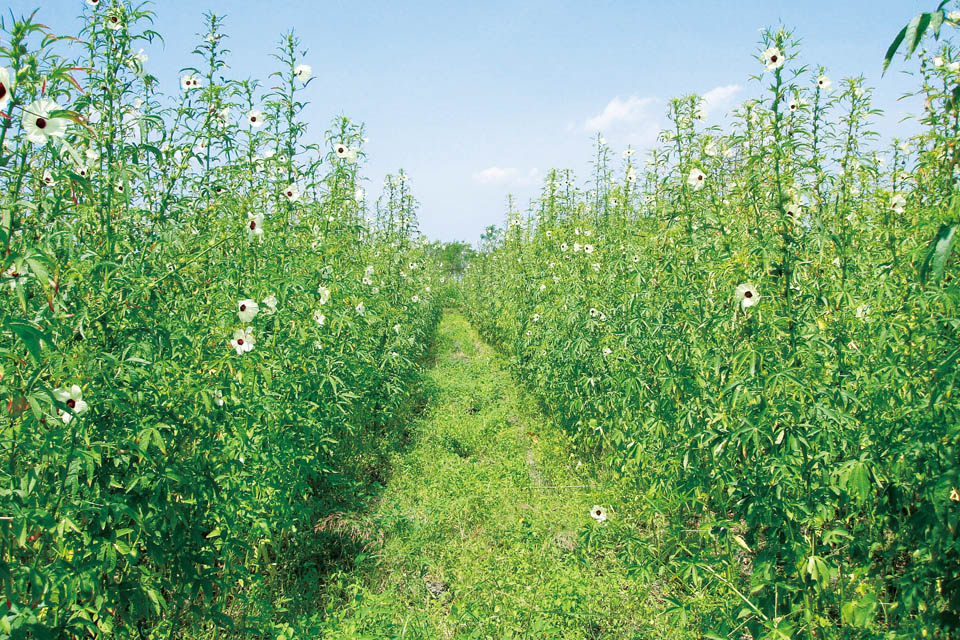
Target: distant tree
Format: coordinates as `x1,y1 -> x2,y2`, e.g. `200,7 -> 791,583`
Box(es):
426,240 -> 477,279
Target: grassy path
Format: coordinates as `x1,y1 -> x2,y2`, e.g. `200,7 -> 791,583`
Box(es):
319,312 -> 679,639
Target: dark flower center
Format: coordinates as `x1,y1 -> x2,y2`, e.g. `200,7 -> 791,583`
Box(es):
237,339 -> 244,345
67,399 -> 76,408
595,510 -> 601,515
770,55 -> 778,63
240,304 -> 246,311
250,221 -> 256,230
745,291 -> 753,298
0,83 -> 6,99
250,116 -> 257,122
36,117 -> 47,130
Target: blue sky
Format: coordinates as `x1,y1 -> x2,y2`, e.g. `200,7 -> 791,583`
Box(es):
6,1 -> 935,243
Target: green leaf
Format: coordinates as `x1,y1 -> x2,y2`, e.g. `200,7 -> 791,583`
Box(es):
920,222 -> 957,284
883,23 -> 908,74
4,320 -> 51,362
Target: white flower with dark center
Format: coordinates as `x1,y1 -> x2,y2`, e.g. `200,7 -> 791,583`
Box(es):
86,0 -> 101,5
78,167 -> 90,178
785,201 -> 801,221
0,67 -> 13,110
817,75 -> 832,91
213,390 -> 224,407
247,110 -> 264,127
355,301 -> 365,315
891,193 -> 906,215
762,46 -> 784,71
687,168 -> 706,190
735,283 -> 759,309
282,183 -> 300,202
115,183 -> 126,195
584,244 -> 594,254
230,327 -> 255,355
294,64 -> 312,81
181,74 -> 201,90
788,97 -> 804,112
238,299 -> 259,323
533,313 -> 540,322
317,285 -> 331,305
23,99 -> 67,145
313,310 -> 326,325
626,168 -> 637,183
411,295 -> 420,303
262,294 -> 278,314
247,212 -> 264,241
623,148 -> 634,158
334,143 -> 349,158
105,10 -> 123,30
602,347 -> 612,356
590,505 -> 607,523
4,263 -> 29,289
560,242 -> 568,252
54,385 -> 89,424
589,307 -> 598,317
42,172 -> 55,187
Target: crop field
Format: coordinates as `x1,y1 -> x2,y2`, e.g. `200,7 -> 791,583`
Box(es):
0,1 -> 958,639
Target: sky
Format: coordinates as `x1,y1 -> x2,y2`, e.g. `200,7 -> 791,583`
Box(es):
5,1 -> 938,244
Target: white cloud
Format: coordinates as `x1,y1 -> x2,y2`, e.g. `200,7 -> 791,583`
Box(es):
701,83 -> 742,118
584,95 -> 658,132
473,166 -> 539,186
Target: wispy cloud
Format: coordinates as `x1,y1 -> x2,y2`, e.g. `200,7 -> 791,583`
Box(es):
584,95 -> 658,132
701,83 -> 742,118
584,95 -> 662,147
472,166 -> 539,186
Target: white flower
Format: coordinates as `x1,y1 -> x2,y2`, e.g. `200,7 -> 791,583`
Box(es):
573,242 -> 581,252
238,299 -> 259,323
262,294 -> 278,314
230,327 -> 255,355
853,87 -> 865,98
42,172 -> 55,187
948,10 -> 960,22
788,97 -> 805,112
181,74 -> 201,91
735,283 -> 759,309
623,148 -> 634,158
590,505 -> 607,523
282,183 -> 300,202
22,99 -> 67,145
393,323 -> 401,334
687,168 -> 706,190
247,110 -> 265,127
762,46 -> 784,71
53,385 -> 89,424
213,390 -> 225,407
949,61 -> 960,73
626,168 -> 637,183
355,301 -> 365,315
105,10 -> 123,30
355,187 -> 365,202
704,141 -> 718,157
4,262 -> 29,289
855,304 -> 871,319
294,64 -> 312,81
934,56 -> 945,69
584,244 -> 595,254
334,142 -> 349,158
817,75 -> 832,91
86,0 -> 101,5
317,285 -> 331,305
313,310 -> 326,325
129,49 -> 148,76
589,307 -> 599,317
247,212 -> 264,241
411,295 -> 420,303
560,242 -> 568,252
532,313 -> 540,322
0,67 -> 14,110
602,347 -> 612,356
891,193 -> 906,215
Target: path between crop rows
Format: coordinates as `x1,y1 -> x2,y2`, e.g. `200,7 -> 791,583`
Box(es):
320,312 -> 675,639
